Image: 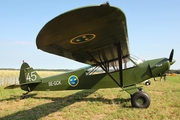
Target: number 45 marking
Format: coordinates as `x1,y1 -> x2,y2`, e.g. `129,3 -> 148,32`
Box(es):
26,71 -> 37,82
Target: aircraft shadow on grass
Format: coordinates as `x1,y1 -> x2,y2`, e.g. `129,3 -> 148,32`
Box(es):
0,90 -> 130,120
0,94 -> 37,102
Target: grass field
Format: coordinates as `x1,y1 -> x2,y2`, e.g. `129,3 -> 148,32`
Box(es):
0,70 -> 180,120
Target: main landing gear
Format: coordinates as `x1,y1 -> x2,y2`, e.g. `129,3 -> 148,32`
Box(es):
130,89 -> 150,108
87,43 -> 151,108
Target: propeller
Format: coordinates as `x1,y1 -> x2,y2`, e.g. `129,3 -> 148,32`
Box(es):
169,49 -> 174,62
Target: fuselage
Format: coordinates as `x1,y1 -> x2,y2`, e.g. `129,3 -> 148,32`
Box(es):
27,57 -> 174,91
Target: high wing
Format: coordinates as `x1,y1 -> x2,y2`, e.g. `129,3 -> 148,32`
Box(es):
36,4 -> 129,65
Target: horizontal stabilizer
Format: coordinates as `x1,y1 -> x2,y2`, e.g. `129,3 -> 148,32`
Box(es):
4,84 -> 20,89
4,81 -> 41,89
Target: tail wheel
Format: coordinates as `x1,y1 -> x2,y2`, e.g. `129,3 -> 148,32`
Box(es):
131,91 -> 150,108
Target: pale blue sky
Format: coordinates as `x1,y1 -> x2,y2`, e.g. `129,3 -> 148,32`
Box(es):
0,0 -> 179,69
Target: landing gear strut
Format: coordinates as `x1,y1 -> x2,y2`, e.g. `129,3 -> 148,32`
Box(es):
131,91 -> 150,108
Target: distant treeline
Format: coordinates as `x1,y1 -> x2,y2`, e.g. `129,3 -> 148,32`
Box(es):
0,68 -> 73,72
1,68 -> 180,74
169,69 -> 180,74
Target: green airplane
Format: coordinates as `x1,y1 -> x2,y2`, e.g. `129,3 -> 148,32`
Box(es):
5,2 -> 175,108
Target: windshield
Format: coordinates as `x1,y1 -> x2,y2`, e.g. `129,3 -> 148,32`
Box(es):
122,55 -> 144,69
130,55 -> 144,65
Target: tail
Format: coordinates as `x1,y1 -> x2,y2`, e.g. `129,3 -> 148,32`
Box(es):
19,62 -> 41,84
5,62 -> 41,91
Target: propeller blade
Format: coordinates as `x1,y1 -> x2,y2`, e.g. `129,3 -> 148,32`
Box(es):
169,49 -> 174,62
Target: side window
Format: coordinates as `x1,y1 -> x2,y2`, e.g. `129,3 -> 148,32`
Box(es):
85,56 -> 144,75
85,66 -> 104,75
122,58 -> 136,69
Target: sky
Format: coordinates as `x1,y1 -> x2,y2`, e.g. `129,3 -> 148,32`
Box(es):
0,0 -> 180,69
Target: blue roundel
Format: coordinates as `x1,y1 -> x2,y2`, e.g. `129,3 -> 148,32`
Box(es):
68,75 -> 79,87
70,34 -> 96,44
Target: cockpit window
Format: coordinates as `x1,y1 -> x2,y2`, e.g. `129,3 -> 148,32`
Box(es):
85,55 -> 144,75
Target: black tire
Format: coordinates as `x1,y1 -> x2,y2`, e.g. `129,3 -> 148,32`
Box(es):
145,80 -> 151,86
131,91 -> 150,108
145,81 -> 150,86
20,95 -> 26,99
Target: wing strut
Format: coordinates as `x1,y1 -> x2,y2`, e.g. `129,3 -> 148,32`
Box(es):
87,42 -> 124,87
115,42 -> 123,87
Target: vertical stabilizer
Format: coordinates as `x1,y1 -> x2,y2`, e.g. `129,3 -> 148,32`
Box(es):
19,62 -> 41,91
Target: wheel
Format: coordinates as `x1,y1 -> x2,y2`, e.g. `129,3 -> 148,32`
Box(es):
145,80 -> 151,86
20,95 -> 26,99
131,91 -> 150,108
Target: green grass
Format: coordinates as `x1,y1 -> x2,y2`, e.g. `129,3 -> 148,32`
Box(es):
0,75 -> 180,120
